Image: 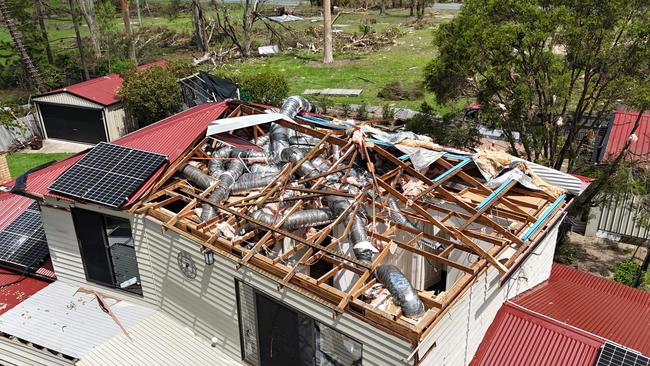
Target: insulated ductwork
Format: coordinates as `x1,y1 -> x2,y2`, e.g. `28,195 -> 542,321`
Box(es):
249,208 -> 335,231
230,148 -> 268,163
250,163 -> 281,174
374,264 -> 425,319
270,123 -> 291,161
386,197 -> 443,251
281,147 -> 320,178
326,193 -> 377,262
280,96 -> 312,118
289,135 -> 320,146
208,146 -> 232,175
231,172 -> 278,194
201,159 -> 246,221
180,164 -> 217,190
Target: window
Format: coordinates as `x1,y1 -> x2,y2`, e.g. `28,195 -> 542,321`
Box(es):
72,208 -> 142,295
236,281 -> 363,366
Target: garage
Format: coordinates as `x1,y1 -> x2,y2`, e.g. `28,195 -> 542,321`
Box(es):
39,104 -> 106,144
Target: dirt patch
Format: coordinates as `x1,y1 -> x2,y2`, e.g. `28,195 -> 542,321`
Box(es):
307,58 -> 362,67
557,232 -> 647,278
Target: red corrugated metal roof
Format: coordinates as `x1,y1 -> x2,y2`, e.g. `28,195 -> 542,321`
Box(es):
4,102 -> 229,207
470,303 -> 602,366
602,110 -> 650,161
39,60 -> 167,107
513,263 -> 650,355
0,191 -> 35,230
0,268 -> 49,315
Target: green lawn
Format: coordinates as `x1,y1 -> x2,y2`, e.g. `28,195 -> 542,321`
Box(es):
7,152 -> 73,178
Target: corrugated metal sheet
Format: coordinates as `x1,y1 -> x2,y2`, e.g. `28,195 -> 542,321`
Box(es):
469,303 -> 602,366
33,93 -> 104,109
0,192 -> 35,230
595,192 -> 650,239
78,311 -> 243,366
513,263 -> 650,355
0,281 -> 154,358
0,336 -> 74,366
0,269 -> 49,316
36,60 -> 167,107
602,110 -> 650,161
516,159 -> 585,195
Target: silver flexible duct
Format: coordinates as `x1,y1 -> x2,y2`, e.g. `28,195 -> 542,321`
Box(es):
201,159 -> 246,221
386,197 -> 443,250
326,192 -> 377,262
180,164 -> 217,190
280,96 -> 312,118
248,208 -> 335,231
208,146 -> 232,175
280,146 -> 320,178
251,163 -> 281,174
374,264 -> 425,319
231,172 -> 278,194
270,123 -> 291,161
289,135 -> 320,146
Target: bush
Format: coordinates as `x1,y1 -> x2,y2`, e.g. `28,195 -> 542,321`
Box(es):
611,260 -> 641,287
406,102 -> 481,149
378,81 -> 424,101
356,101 -> 369,120
118,65 -> 183,127
223,72 -> 289,105
382,104 -> 395,121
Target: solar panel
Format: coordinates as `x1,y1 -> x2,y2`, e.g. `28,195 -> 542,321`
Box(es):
49,142 -> 167,208
596,342 -> 649,366
0,202 -> 49,271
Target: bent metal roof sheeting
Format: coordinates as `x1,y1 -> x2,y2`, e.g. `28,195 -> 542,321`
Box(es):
513,263 -> 650,356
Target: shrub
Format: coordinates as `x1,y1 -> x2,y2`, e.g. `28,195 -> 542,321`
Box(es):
341,103 -> 351,118
118,65 -> 183,127
611,260 -> 641,287
356,101 -> 369,120
221,72 -> 289,105
406,102 -> 481,149
382,104 -> 395,121
378,81 -> 424,101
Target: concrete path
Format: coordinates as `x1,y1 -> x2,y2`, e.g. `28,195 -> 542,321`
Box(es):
26,139 -> 93,154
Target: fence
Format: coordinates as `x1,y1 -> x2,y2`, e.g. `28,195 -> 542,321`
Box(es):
585,192 -> 650,241
0,113 -> 42,152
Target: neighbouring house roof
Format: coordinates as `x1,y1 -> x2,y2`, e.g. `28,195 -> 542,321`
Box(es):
0,281 -> 242,364
513,263 -> 650,356
601,110 -> 650,162
0,268 -> 49,316
34,60 -> 167,107
472,263 -> 650,365
470,302 -> 603,366
2,102 -> 229,207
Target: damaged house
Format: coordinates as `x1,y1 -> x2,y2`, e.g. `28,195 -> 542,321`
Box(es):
0,98 -> 591,365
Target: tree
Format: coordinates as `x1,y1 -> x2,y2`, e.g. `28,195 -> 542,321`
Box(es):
425,0 -> 650,172
118,65 -> 182,126
406,102 -> 482,150
76,0 -> 102,59
68,0 -> 90,80
121,0 -> 136,62
191,0 -> 208,52
0,0 -> 45,92
323,0 -> 333,63
33,0 -> 53,64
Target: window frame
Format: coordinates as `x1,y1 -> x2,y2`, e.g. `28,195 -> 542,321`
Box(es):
235,280 -> 363,366
72,207 -> 142,296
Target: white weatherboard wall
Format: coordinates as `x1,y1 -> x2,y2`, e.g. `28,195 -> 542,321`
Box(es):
0,337 -> 74,366
418,223 -> 560,366
104,103 -> 136,141
40,201 -> 414,365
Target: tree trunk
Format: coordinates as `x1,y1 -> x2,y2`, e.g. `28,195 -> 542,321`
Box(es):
191,0 -> 208,52
379,0 -> 387,16
241,0 -> 254,57
33,0 -> 53,64
122,0 -> 136,62
322,0 -> 333,64
0,0 -> 45,92
409,0 -> 414,16
68,0 -> 90,80
76,0 -> 101,59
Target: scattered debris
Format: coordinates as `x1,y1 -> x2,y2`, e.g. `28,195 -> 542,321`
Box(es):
303,88 -> 363,97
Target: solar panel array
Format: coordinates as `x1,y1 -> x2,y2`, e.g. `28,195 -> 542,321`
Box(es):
0,202 -> 49,271
596,342 -> 649,366
49,142 -> 167,208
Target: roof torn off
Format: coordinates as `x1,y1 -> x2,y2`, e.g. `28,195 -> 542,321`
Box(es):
135,99 -> 575,342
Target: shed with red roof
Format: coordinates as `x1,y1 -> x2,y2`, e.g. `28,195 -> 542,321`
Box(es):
32,60 -> 166,145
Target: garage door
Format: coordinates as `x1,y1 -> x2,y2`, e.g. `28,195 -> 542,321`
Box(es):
40,104 -> 107,144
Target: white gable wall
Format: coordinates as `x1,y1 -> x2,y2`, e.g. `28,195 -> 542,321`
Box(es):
417,222 -> 559,366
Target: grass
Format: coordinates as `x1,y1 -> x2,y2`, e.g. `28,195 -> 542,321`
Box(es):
7,152 -> 73,178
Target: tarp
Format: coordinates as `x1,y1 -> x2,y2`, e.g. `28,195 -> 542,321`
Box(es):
198,72 -> 238,101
